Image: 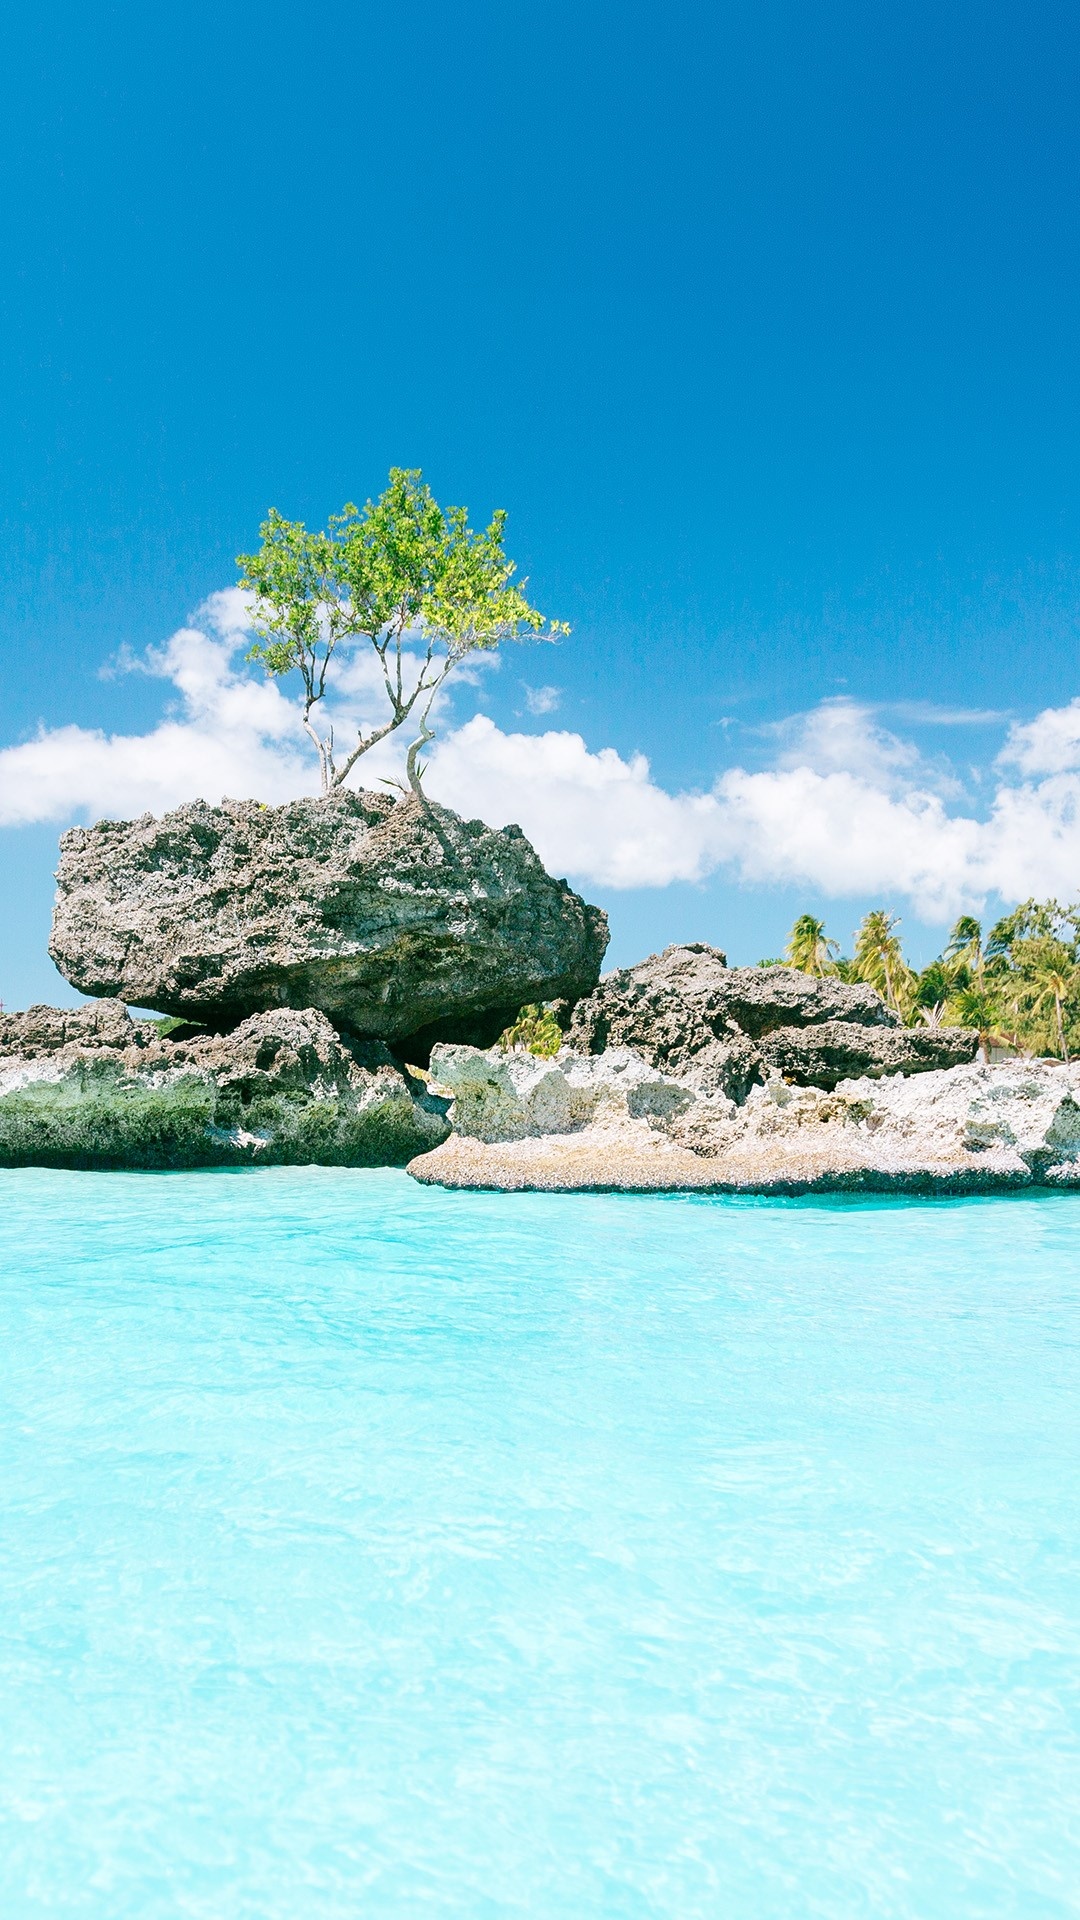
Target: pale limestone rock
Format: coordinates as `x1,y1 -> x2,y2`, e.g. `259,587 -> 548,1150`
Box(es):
409,1050 -> 1080,1193
837,1059 -> 1080,1170
428,1043 -> 698,1143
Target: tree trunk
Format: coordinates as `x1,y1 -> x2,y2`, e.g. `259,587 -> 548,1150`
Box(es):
406,720 -> 435,794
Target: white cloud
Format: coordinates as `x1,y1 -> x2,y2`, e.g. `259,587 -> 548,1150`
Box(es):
4,598 -> 1080,923
998,697 -> 1080,775
521,682 -> 562,716
764,698 -> 924,788
0,621 -> 313,825
427,717 -> 723,887
428,702 -> 1080,917
708,767 -> 980,915
884,700 -> 1010,727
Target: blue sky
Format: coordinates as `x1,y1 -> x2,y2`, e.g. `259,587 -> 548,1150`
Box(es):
3,0 -> 1080,1006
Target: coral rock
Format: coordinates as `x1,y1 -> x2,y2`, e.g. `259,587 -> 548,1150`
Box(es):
409,1052 -> 1080,1194
757,1019 -> 979,1089
429,1042 -> 697,1143
49,790 -> 608,1055
0,1003 -> 450,1169
564,944 -> 977,1093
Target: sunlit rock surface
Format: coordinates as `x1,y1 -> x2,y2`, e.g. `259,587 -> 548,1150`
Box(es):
409,1050 -> 1080,1193
562,944 -> 978,1096
49,790 -> 608,1056
428,1043 -> 696,1143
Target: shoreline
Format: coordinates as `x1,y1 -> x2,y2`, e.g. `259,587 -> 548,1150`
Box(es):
406,1124 -> 1080,1196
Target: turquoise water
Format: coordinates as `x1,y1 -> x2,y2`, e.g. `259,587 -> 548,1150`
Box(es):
1,1172 -> 1078,1918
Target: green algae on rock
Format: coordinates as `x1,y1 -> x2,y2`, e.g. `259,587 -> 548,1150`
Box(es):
0,1003 -> 450,1170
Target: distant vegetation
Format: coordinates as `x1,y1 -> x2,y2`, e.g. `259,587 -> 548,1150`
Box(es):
145,1015 -> 202,1038
770,900 -> 1080,1061
497,1004 -> 563,1059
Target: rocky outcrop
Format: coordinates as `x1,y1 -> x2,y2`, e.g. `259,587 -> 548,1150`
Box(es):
428,1043 -> 695,1143
661,1058 -> 1080,1190
49,791 -> 608,1056
563,943 -> 978,1094
410,1045 -> 1080,1193
0,998 -> 141,1057
0,1001 -> 450,1170
756,1020 -> 979,1089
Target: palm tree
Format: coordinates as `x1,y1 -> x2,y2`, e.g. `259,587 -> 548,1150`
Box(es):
832,955 -> 862,984
912,958 -> 954,1027
785,914 -> 839,977
944,915 -> 984,986
853,910 -> 914,1019
950,986 -> 1004,1064
1029,962 -> 1079,1062
956,900 -> 1080,1057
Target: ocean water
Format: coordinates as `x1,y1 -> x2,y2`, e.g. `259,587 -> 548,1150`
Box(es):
0,1171 -> 1078,1918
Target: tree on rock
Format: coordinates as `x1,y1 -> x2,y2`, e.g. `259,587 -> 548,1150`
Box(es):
238,468 -> 568,795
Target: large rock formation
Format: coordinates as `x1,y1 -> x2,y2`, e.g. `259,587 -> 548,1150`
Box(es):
0,1001 -> 449,1170
564,943 -> 978,1094
49,791 -> 608,1056
411,1044 -> 1080,1193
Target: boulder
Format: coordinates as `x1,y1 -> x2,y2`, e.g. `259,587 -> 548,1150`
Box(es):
563,943 -> 977,1093
0,1001 -> 450,1169
0,998 -> 143,1057
49,791 -> 608,1055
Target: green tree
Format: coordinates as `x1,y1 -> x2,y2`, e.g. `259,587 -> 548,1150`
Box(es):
986,899 -> 1080,967
943,914 -> 985,985
949,985 -> 1004,1063
238,468 -> 567,795
785,914 -> 839,977
981,902 -> 1080,1055
1025,953 -> 1080,1061
915,916 -> 993,1036
832,954 -> 862,984
912,958 -> 955,1027
853,909 -> 915,1018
